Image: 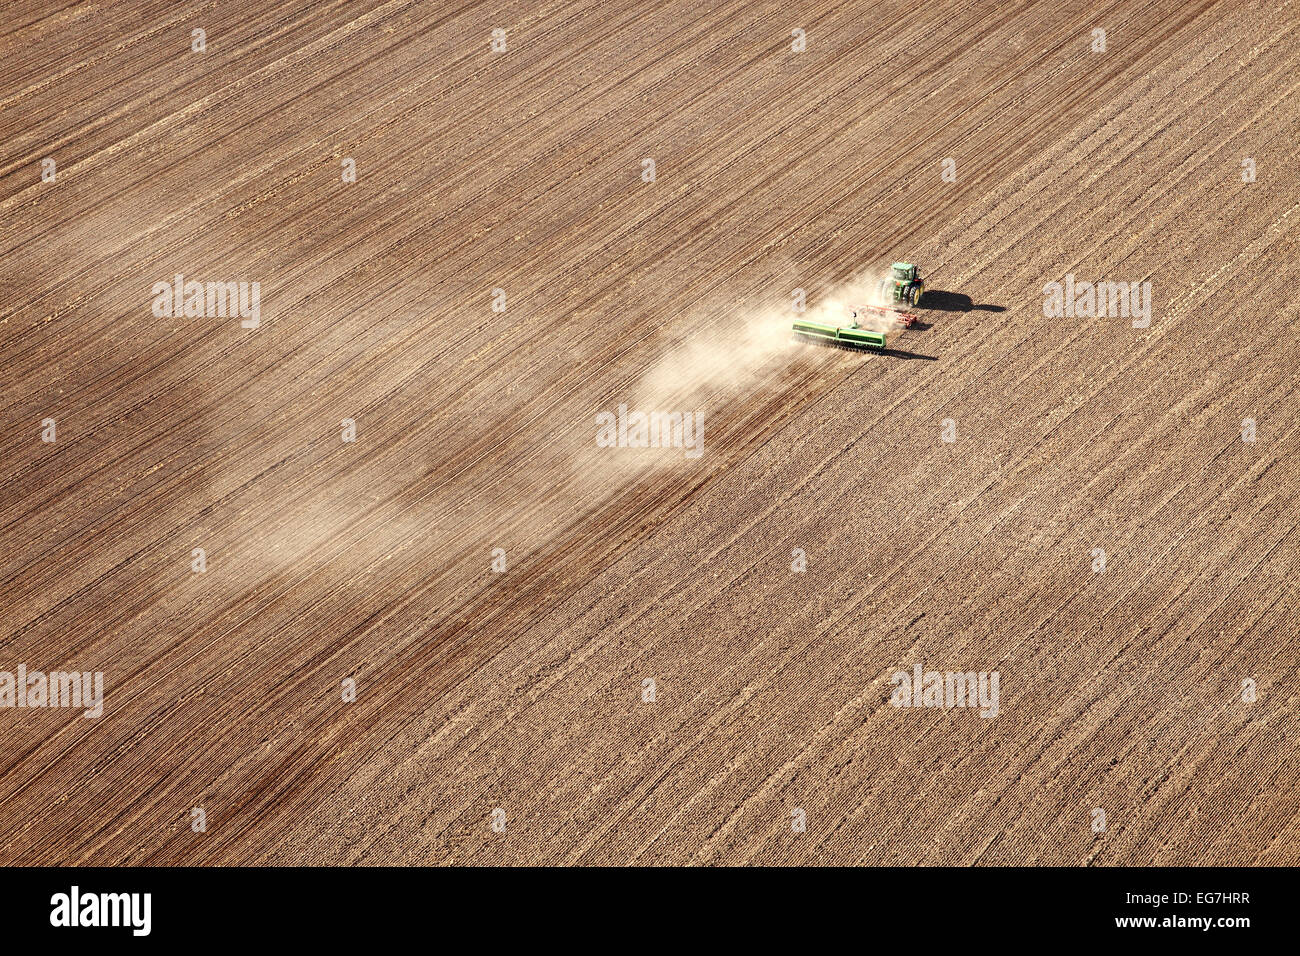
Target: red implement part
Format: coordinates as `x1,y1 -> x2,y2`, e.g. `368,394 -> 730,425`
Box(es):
852,304 -> 921,329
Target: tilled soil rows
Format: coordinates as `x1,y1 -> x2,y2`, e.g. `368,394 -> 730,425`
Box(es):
1,0 -> 1297,864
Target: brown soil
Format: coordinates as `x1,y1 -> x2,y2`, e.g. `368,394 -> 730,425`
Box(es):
2,0 -> 1297,864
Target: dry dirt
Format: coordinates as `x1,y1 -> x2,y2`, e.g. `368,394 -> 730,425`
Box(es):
2,0 -> 1299,865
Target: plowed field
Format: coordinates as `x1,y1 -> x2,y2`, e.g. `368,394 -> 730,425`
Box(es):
2,0 -> 1298,864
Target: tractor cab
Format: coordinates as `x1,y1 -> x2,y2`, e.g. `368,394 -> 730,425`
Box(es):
879,261 -> 925,309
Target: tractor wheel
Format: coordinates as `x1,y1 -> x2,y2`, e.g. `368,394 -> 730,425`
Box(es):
912,284 -> 923,306
877,279 -> 889,303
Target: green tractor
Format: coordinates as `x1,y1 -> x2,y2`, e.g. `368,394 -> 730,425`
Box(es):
878,262 -> 925,308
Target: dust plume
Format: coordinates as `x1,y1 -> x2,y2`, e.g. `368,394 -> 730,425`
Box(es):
633,267 -> 895,409
811,268 -> 903,332
635,303 -> 797,408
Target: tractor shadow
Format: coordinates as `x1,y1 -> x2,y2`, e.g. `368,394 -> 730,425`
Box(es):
878,290 -> 1004,357
917,291 -> 1006,314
